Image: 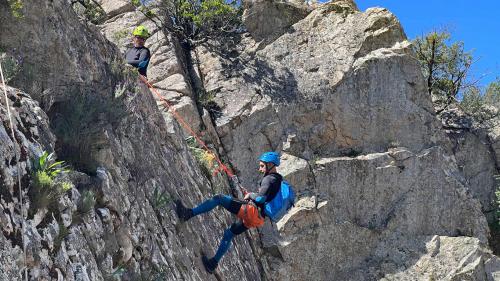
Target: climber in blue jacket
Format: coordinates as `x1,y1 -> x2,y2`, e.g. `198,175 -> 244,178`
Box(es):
175,152 -> 283,274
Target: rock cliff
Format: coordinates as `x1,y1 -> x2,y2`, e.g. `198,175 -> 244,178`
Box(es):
0,0 -> 499,280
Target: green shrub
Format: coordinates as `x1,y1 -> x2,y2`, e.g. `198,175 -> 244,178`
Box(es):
152,186 -> 171,210
72,190 -> 96,224
7,0 -> 23,18
30,151 -> 72,212
0,53 -> 22,82
186,136 -> 218,178
34,171 -> 53,189
131,0 -> 242,48
460,80 -> 500,125
113,29 -> 131,42
71,0 -> 106,24
34,151 -> 69,178
78,190 -> 96,215
112,265 -> 127,277
53,223 -> 70,252
412,31 -> 474,113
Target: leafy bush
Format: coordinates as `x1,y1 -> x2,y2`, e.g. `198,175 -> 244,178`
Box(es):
186,136 -> 218,178
71,0 -> 106,24
412,30 -> 474,113
152,186 -> 171,210
53,223 -> 69,252
78,190 -> 96,215
30,151 -> 72,212
179,0 -> 241,30
131,0 -> 242,48
0,53 -> 22,82
71,190 -> 96,224
34,151 -> 69,178
113,29 -> 131,42
459,78 -> 500,125
7,0 -> 23,18
33,171 -> 53,189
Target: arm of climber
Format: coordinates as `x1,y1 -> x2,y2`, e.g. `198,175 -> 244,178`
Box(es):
248,176 -> 275,204
126,49 -> 150,67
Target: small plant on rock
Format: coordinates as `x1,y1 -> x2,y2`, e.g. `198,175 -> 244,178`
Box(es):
72,190 -> 96,224
0,53 -> 22,82
152,186 -> 171,211
112,29 -> 131,42
53,222 -> 70,252
30,151 -> 72,213
71,0 -> 106,24
111,264 -> 127,277
7,0 -> 24,18
186,136 -> 217,178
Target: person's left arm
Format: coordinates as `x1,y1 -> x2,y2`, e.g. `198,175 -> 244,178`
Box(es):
137,49 -> 150,69
245,176 -> 274,204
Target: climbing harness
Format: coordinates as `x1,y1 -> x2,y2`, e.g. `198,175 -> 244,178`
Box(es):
138,75 -> 246,197
0,62 -> 27,281
237,201 -> 265,228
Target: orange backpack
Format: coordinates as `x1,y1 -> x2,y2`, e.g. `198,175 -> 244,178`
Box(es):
237,203 -> 265,228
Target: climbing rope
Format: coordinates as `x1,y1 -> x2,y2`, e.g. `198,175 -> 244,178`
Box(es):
0,63 -> 27,280
138,75 -> 235,178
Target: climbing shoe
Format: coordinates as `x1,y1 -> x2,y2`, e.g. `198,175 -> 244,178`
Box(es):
202,255 -> 218,274
175,200 -> 193,222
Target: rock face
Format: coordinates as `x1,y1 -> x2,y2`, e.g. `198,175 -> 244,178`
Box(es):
193,1 -> 500,279
275,147 -> 489,280
0,1 -> 260,280
0,0 -> 499,280
242,0 -> 313,42
440,109 -> 499,222
98,6 -> 205,137
198,3 -> 447,187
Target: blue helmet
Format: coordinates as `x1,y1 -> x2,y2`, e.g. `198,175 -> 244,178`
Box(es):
259,152 -> 280,166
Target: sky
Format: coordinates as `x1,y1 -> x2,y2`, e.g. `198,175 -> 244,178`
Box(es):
356,1 -> 500,87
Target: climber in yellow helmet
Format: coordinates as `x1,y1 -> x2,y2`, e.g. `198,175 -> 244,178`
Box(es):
125,26 -> 151,77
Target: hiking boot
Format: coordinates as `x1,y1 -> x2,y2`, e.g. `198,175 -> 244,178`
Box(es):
202,255 -> 218,274
175,200 -> 193,222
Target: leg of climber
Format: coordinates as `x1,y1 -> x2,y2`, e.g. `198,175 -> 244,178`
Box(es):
202,221 -> 248,274
175,194 -> 242,222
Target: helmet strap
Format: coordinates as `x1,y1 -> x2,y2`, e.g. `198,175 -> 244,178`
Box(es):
264,163 -> 274,176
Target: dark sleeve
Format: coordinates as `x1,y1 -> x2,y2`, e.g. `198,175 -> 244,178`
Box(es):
137,49 -> 150,68
249,176 -> 276,203
126,49 -> 150,67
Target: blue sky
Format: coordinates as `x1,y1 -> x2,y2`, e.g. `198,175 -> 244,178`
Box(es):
356,1 -> 500,87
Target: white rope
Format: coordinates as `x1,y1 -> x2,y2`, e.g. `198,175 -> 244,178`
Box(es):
0,63 -> 27,280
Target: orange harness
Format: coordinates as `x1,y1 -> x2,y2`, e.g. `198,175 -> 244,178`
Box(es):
237,203 -> 265,228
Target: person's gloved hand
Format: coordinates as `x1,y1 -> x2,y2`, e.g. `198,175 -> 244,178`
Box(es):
241,186 -> 249,195
244,192 -> 251,200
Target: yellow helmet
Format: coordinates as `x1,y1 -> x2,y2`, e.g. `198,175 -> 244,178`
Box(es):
132,25 -> 150,39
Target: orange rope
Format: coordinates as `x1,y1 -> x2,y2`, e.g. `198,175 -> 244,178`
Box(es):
138,75 -> 235,178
